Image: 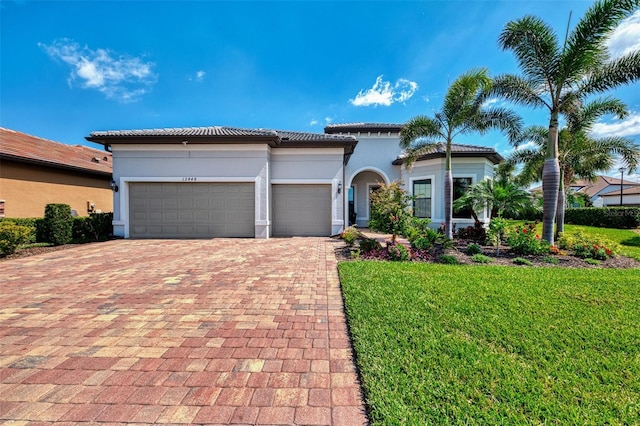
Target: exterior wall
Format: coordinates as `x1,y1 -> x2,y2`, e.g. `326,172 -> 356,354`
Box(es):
271,148 -> 345,236
601,193 -> 640,207
402,157 -> 494,227
0,160 -> 112,218
111,144 -> 269,238
111,144 -> 345,238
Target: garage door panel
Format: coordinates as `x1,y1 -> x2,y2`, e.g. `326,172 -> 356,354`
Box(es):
272,184 -> 331,237
129,182 -> 254,238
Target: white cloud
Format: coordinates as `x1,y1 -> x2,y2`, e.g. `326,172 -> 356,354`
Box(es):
590,112 -> 640,138
309,119 -> 319,126
325,117 -> 333,124
350,75 -> 418,107
39,38 -> 156,103
189,70 -> 206,82
607,10 -> 640,58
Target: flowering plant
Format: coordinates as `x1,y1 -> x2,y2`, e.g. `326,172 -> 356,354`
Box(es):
505,223 -> 551,255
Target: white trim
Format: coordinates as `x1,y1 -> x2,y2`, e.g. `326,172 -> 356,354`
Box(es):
113,144 -> 268,152
346,166 -> 390,187
270,147 -> 343,156
409,175 -> 435,219
270,179 -> 333,184
118,176 -> 258,239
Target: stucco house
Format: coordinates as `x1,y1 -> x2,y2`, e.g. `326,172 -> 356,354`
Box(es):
569,175 -> 640,207
86,123 -> 502,239
0,127 -> 113,218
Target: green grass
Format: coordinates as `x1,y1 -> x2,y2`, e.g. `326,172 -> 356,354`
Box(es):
339,262 -> 640,425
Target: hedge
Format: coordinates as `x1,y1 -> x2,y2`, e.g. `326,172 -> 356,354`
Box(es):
564,207 -> 640,229
0,217 -> 39,243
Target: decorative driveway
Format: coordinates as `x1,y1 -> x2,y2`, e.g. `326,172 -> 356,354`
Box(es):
0,238 -> 367,425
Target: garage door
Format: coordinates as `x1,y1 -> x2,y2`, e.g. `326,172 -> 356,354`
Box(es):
272,184 -> 331,237
129,182 -> 254,238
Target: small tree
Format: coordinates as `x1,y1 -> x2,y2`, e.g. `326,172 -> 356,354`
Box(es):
368,181 -> 414,244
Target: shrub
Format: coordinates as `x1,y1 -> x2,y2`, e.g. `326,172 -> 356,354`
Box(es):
455,222 -> 487,242
43,204 -> 73,246
0,222 -> 32,254
506,223 -> 551,255
359,238 -> 382,253
388,243 -> 411,261
465,243 -> 483,255
403,217 -> 432,240
541,255 -> 559,265
557,231 -> 618,260
470,253 -> 492,263
513,257 -> 533,266
341,226 -> 361,247
565,207 -> 640,229
584,258 -> 601,265
369,181 -> 414,243
410,236 -> 433,251
439,254 -> 460,265
0,218 -> 39,243
486,218 -> 508,253
89,212 -> 113,240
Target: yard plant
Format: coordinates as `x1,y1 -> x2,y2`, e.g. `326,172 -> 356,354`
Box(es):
339,262 -> 640,425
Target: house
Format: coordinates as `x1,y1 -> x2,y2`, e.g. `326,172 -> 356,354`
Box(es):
569,176 -> 640,207
0,127 -> 113,218
85,123 -> 502,239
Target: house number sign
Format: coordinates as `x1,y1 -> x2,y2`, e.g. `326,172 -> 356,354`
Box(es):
182,177 -> 197,182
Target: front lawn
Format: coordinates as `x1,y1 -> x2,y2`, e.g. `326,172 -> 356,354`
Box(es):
339,262 -> 640,424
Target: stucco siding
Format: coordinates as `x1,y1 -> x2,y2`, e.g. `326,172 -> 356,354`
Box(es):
0,160 -> 112,217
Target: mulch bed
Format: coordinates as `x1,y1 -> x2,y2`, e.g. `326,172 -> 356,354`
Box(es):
0,244 -> 83,262
335,238 -> 640,269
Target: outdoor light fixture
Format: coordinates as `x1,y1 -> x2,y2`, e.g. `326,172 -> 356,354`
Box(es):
337,181 -> 343,194
110,179 -> 119,193
619,167 -> 625,206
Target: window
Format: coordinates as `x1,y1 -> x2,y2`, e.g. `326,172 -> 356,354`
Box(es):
413,179 -> 431,218
453,177 -> 473,218
0,200 -> 4,218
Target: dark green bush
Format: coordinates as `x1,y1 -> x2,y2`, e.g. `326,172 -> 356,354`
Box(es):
359,238 -> 382,253
439,254 -> 459,265
388,243 -> 410,261
72,213 -> 114,242
43,204 -> 73,246
564,207 -> 640,229
465,243 -> 483,255
0,222 -> 32,254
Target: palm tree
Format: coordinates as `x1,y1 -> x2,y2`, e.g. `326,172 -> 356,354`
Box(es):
453,174 -> 535,220
492,0 -> 640,244
400,68 -> 521,239
509,97 -> 639,236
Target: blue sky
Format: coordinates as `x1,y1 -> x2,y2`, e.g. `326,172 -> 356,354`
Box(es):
2,0 -> 639,180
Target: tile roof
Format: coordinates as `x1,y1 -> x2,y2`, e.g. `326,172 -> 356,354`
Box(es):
0,127 -> 112,176
570,176 -> 640,198
88,126 -> 357,143
601,185 -> 640,196
325,122 -> 404,134
392,142 -> 503,165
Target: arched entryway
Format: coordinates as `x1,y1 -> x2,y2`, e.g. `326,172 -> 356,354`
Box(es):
346,168 -> 389,227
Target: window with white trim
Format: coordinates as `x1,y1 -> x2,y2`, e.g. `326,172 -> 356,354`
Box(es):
412,179 -> 431,218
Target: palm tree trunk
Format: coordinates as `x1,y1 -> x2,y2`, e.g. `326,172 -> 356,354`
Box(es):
555,169 -> 565,239
444,170 -> 453,239
542,112 -> 561,244
444,142 -> 453,239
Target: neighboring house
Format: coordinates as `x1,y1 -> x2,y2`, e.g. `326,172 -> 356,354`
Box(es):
86,123 -> 502,239
569,176 -> 640,207
0,127 -> 113,218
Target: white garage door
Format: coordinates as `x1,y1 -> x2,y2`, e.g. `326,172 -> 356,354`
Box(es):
129,182 -> 254,238
272,184 -> 331,237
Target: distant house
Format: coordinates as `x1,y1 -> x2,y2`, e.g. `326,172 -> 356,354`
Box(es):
569,176 -> 640,207
0,127 -> 113,218
86,123 -> 502,239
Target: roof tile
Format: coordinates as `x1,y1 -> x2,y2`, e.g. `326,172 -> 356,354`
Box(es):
0,127 -> 112,175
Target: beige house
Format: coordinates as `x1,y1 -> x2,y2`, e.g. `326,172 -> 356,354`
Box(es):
0,127 -> 113,218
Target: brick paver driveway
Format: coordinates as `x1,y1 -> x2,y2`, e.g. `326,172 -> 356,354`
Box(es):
0,238 -> 367,425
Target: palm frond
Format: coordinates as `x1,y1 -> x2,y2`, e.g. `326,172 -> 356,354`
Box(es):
513,125 -> 547,148
491,75 -> 549,109
473,107 -> 523,144
562,0 -> 639,84
399,116 -> 442,149
581,51 -> 640,94
499,15 -> 561,85
566,96 -> 628,133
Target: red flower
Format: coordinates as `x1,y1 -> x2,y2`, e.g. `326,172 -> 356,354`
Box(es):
522,228 -> 528,234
